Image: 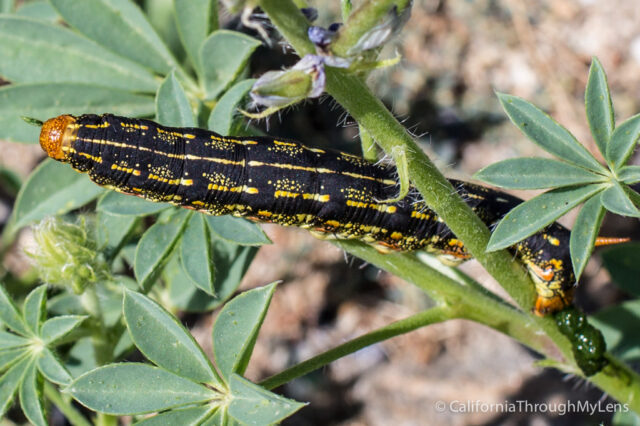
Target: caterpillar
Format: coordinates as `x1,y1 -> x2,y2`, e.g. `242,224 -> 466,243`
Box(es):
38,113 -> 611,316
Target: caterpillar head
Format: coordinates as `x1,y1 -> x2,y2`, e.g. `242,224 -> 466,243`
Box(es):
39,115 -> 77,161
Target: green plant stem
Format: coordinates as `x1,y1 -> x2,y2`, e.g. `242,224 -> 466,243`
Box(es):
44,382 -> 91,426
257,0 -> 640,411
359,125 -> 378,162
96,413 -> 118,426
260,306 -> 452,390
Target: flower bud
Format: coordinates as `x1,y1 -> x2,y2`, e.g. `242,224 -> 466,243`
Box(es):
27,217 -> 109,294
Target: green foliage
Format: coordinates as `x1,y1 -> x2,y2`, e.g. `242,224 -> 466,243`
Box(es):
477,59 -> 640,280
0,0 -> 639,424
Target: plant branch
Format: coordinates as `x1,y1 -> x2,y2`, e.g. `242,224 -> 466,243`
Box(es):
44,382 -> 91,426
260,305 -> 452,390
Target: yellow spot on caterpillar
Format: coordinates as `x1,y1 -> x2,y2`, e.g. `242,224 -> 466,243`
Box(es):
110,163 -> 141,175
84,122 -> 110,129
208,183 -> 258,194
545,235 -> 560,246
192,201 -> 205,206
273,140 -> 297,146
274,190 -> 300,198
325,220 -> 340,228
78,152 -> 103,163
120,122 -> 148,130
448,239 -> 464,248
180,179 -> 193,186
258,210 -> 272,217
411,211 -> 430,220
302,193 -> 330,202
390,232 -> 403,240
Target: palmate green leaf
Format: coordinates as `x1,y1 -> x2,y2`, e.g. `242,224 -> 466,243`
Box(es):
19,361 -> 46,426
569,194 -> 605,281
607,113 -> 640,170
208,79 -> 255,135
228,374 -> 305,425
180,214 -> 215,295
37,347 -> 71,385
174,0 -> 218,77
96,211 -> 138,260
591,300 -> 640,361
4,160 -> 105,239
134,209 -> 191,290
23,285 -> 47,336
15,1 -> 60,22
585,57 -> 615,157
487,184 -> 605,251
201,30 -> 261,100
156,70 -> 195,127
213,283 -> 277,380
49,0 -> 179,75
601,242 -> 640,297
497,92 -> 605,172
0,284 -> 29,336
67,364 -> 216,415
619,165 -> 640,184
474,157 -> 604,189
0,16 -> 158,92
0,356 -> 31,417
41,315 -> 86,345
206,216 -> 271,246
135,405 -> 213,426
97,191 -> 171,216
123,289 -> 221,385
0,82 -> 155,143
601,182 -> 640,217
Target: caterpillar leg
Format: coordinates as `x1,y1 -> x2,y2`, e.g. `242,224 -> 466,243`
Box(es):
525,261 -> 575,316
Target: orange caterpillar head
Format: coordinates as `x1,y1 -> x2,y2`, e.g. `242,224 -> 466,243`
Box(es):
39,115 -> 77,161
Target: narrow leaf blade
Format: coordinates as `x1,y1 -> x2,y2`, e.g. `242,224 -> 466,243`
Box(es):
601,183 -> 640,217
569,194 -> 606,280
213,283 -> 277,379
37,348 -> 72,385
66,363 -> 217,415
585,57 -> 614,157
19,362 -> 46,426
619,165 -> 640,185
0,283 -> 29,335
180,214 -> 215,295
208,79 -> 255,134
0,16 -> 158,91
497,92 -> 604,171
487,184 -> 604,251
156,70 -> 195,127
0,356 -> 31,417
607,113 -> 640,170
49,0 -> 178,74
134,209 -> 190,290
174,0 -> 218,76
474,157 -> 604,189
41,316 -> 86,345
206,216 -> 271,246
201,30 -> 261,100
123,289 -> 219,385
22,285 -> 47,335
228,374 -> 305,425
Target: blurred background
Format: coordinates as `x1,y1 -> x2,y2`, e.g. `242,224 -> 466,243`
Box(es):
2,0 -> 640,424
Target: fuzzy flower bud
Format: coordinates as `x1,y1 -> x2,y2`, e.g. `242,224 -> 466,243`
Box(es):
27,217 -> 109,294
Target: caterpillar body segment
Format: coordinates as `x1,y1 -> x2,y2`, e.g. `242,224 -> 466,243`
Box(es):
40,113 -> 577,315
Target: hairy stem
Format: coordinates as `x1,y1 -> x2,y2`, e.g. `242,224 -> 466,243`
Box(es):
44,382 -> 91,426
260,306 -> 452,390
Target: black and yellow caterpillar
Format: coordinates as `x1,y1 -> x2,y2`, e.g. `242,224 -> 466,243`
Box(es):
39,113 -> 594,315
